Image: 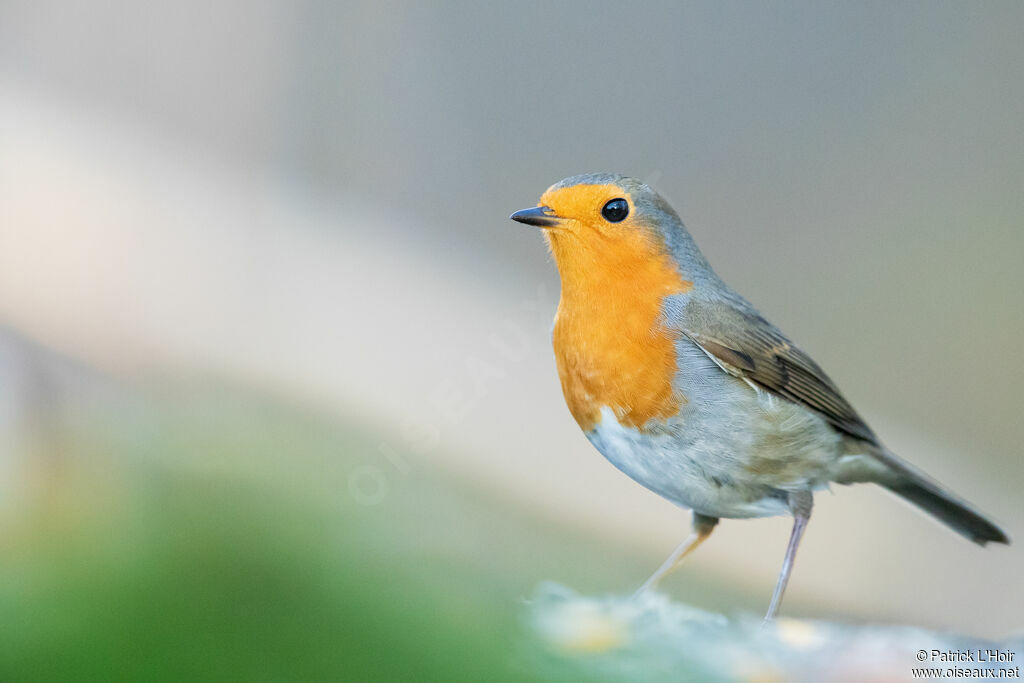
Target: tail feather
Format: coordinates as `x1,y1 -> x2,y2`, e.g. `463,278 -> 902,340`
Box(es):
872,449 -> 1009,546
883,479 -> 1008,546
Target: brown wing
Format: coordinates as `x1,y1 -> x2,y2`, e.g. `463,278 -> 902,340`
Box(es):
682,304 -> 879,445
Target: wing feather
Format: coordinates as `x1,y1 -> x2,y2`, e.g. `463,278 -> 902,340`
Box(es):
680,304 -> 878,444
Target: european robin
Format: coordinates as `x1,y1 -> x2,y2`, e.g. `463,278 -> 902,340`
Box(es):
510,173 -> 1008,620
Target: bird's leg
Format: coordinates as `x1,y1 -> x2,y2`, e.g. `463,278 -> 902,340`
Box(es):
763,490 -> 813,622
634,512 -> 718,597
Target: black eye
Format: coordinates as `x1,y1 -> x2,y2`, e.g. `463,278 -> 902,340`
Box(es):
601,198 -> 629,223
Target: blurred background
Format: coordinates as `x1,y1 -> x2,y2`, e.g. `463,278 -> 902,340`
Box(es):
1,1 -> 1022,679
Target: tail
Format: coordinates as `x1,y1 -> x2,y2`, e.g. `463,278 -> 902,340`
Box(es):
873,449 -> 1009,546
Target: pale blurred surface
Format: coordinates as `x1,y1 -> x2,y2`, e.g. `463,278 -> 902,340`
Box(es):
528,584 -> 1024,681
1,2 -> 1022,677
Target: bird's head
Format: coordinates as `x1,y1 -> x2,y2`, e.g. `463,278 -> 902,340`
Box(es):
511,173 -> 706,295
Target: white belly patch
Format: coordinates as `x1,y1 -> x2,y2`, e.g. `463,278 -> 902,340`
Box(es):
585,389 -> 839,519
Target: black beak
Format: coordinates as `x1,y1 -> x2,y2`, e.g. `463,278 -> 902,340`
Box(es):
509,206 -> 561,227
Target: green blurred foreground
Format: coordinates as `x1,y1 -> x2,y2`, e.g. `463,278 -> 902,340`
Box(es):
0,391 -> 519,680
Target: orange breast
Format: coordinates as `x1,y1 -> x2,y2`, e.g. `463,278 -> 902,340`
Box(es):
549,230 -> 693,432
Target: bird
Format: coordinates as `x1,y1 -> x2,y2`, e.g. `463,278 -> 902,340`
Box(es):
510,173 -> 1008,621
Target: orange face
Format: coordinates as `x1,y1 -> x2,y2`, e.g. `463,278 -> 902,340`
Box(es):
534,183 -> 693,432
540,182 -> 636,228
